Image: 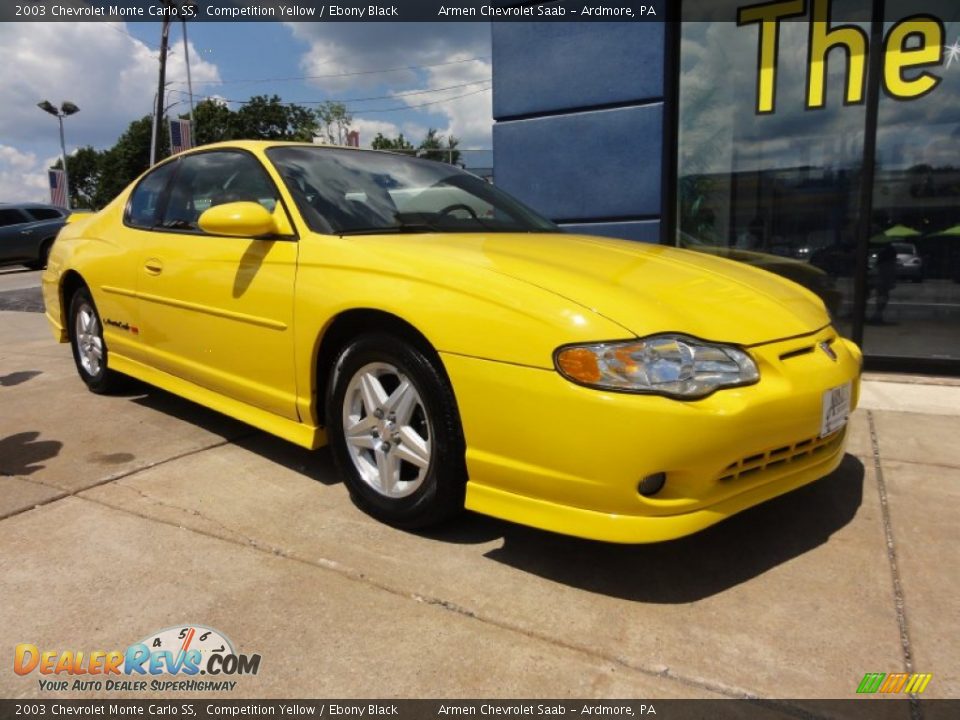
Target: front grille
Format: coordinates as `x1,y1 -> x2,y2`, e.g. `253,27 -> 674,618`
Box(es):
718,429 -> 846,482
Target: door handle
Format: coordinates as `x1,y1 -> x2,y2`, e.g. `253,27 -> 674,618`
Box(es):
144,259 -> 164,275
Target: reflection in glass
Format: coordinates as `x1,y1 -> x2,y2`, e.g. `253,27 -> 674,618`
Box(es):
678,0 -> 960,364
863,8 -> 960,359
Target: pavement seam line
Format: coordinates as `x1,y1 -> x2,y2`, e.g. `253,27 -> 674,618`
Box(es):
73,493 -> 829,713
867,410 -> 922,719
0,432 -> 259,522
864,457 -> 960,472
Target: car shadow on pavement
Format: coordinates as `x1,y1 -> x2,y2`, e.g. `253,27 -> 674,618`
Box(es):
232,435 -> 343,487
427,454 -> 865,603
129,387 -> 343,487
0,431 -> 62,476
120,384 -> 864,603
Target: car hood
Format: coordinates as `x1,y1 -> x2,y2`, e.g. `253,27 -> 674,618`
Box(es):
374,232 -> 831,346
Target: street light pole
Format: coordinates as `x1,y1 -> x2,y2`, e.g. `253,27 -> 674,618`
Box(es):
56,114 -> 70,212
37,100 -> 79,211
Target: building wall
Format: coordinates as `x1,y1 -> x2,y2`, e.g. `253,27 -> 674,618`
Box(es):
491,21 -> 667,242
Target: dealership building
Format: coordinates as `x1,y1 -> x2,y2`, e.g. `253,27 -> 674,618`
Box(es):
491,1 -> 960,373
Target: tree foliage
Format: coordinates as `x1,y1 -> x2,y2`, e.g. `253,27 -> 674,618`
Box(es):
314,102 -> 353,145
371,132 -> 415,153
417,128 -> 460,165
59,95 -> 344,210
371,128 -> 461,165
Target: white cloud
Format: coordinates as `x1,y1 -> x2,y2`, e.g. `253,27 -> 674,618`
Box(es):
285,22 -> 492,149
0,22 -> 220,150
0,146 -> 55,203
0,22 -> 219,203
391,55 -> 492,149
286,22 -> 489,91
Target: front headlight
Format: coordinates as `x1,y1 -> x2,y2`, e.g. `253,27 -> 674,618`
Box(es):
554,334 -> 759,399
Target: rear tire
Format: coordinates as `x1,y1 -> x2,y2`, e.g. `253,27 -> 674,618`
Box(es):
24,240 -> 53,270
326,333 -> 467,529
68,287 -> 123,394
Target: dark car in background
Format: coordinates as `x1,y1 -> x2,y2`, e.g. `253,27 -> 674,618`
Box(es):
0,203 -> 69,270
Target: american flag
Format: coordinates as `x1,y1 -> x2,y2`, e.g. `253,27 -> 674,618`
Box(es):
169,118 -> 193,154
48,169 -> 66,208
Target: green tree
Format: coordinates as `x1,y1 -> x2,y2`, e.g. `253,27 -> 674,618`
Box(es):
234,95 -> 317,141
95,116 -> 163,208
371,132 -> 415,153
417,128 -> 460,165
190,98 -> 237,145
315,101 -> 353,145
53,146 -> 103,210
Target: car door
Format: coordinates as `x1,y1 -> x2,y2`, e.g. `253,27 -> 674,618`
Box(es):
136,149 -> 299,420
0,208 -> 32,262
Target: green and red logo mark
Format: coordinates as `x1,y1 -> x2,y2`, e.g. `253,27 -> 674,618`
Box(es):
857,672 -> 932,694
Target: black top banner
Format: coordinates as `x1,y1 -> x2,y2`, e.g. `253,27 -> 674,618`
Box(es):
1,0 -> 666,22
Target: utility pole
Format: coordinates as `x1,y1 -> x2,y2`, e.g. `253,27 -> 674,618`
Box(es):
181,10 -> 195,131
152,3 -> 173,166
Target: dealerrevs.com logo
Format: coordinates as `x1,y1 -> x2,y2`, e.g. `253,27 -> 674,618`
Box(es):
14,624 -> 261,692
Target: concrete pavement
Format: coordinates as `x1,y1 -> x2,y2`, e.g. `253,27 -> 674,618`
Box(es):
0,270 -> 957,705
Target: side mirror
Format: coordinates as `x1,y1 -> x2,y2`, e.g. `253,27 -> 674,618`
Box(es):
198,201 -> 278,238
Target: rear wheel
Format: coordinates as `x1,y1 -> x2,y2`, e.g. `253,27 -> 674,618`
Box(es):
69,287 -> 123,394
327,333 -> 467,529
24,239 -> 53,270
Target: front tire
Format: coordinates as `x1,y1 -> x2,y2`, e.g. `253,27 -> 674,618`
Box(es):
69,287 -> 123,394
327,333 -> 467,529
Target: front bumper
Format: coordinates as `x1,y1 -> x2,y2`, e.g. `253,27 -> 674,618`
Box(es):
442,326 -> 861,543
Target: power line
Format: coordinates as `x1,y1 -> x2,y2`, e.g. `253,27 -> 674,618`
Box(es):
169,56 -> 491,86
357,86 -> 491,113
169,79 -> 492,105
194,85 -> 491,114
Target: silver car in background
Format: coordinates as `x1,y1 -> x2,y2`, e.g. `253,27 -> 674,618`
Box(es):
892,242 -> 924,283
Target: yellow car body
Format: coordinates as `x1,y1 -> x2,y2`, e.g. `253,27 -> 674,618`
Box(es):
43,141 -> 861,543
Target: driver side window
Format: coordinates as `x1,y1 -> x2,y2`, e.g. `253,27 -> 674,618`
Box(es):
161,151 -> 279,233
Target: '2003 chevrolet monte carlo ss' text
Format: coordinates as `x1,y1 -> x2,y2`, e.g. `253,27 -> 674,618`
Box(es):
42,141 -> 861,543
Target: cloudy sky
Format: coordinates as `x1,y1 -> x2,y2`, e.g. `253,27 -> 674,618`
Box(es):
0,21 -> 492,203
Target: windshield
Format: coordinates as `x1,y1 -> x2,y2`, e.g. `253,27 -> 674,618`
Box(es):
266,146 -> 559,235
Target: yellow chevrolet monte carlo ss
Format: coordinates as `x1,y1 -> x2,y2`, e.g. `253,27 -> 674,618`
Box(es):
43,141 -> 862,543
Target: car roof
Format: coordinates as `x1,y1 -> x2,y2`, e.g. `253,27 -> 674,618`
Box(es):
168,139 -> 384,161
0,202 -> 66,211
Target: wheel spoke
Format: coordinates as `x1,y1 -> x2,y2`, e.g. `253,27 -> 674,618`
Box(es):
375,447 -> 398,494
345,414 -> 377,437
384,378 -> 417,423
88,342 -> 103,361
394,426 -> 430,468
345,434 -> 378,451
359,372 -> 388,414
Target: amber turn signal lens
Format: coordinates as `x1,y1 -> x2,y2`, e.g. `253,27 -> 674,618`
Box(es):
556,347 -> 602,383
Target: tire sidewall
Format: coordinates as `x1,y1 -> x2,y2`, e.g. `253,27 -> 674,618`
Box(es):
69,288 -> 110,391
327,334 -> 465,527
